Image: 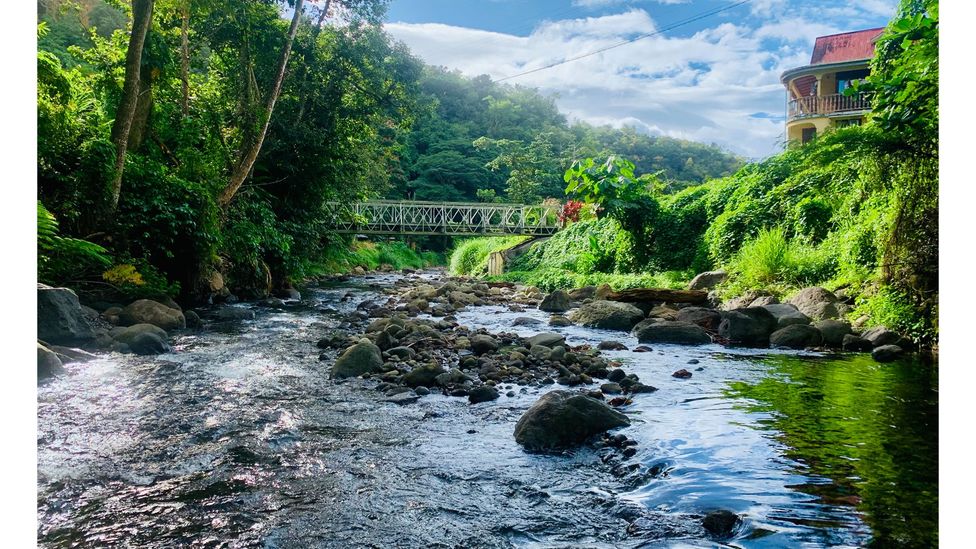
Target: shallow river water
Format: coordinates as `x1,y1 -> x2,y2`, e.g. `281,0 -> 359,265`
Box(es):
37,272 -> 938,548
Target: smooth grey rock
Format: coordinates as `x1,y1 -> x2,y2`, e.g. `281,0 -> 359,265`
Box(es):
633,321 -> 711,345
769,324 -> 823,349
814,320 -> 852,346
526,332 -> 565,348
570,300 -> 645,331
38,284 -> 95,345
687,270 -> 728,291
539,290 -> 572,313
788,287 -> 840,320
514,390 -> 629,452
676,307 -> 722,331
861,326 -> 903,348
762,303 -> 811,328
403,364 -> 446,388
468,386 -> 500,404
120,299 -> 186,331
112,323 -> 171,355
470,334 -> 499,355
38,342 -> 65,380
842,334 -> 874,352
872,344 -> 904,363
213,306 -> 256,321
332,339 -> 384,379
719,307 -> 778,345
549,315 -> 573,327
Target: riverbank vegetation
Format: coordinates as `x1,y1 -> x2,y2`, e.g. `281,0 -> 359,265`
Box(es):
36,0 -> 742,302
451,0 -> 938,345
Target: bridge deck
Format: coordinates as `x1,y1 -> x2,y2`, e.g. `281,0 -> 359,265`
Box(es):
323,200 -> 562,236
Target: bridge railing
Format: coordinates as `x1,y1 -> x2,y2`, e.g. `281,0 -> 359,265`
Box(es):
323,200 -> 563,236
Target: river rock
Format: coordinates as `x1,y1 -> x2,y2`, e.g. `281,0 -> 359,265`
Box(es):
861,327 -> 903,348
50,345 -> 98,363
539,290 -> 572,313
788,287 -> 840,320
814,320 -> 852,346
687,270 -> 728,291
119,299 -> 186,331
403,363 -> 445,388
569,300 -> 644,331
332,339 -> 384,379
842,334 -> 874,352
213,306 -> 256,321
469,386 -> 500,404
872,345 -> 904,363
601,382 -> 623,394
702,510 -> 741,539
749,295 -> 779,307
512,317 -> 543,327
549,315 -> 573,327
112,323 -> 171,355
435,368 -> 472,387
762,303 -> 811,328
527,332 -> 565,348
633,321 -> 711,345
38,342 -> 65,380
569,286 -> 597,300
38,284 -> 95,345
513,390 -> 630,452
676,307 -> 722,331
598,341 -> 628,351
672,369 -> 692,378
529,345 -> 552,360
470,334 -> 499,355
721,290 -> 773,311
718,307 -> 778,345
386,346 -> 416,360
769,324 -> 823,349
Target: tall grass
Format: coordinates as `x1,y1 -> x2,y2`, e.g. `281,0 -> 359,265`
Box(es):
449,236 -> 527,276
316,240 -> 443,274
728,227 -> 837,292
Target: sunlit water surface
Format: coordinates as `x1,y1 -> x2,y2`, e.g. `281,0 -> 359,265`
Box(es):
38,273 -> 938,548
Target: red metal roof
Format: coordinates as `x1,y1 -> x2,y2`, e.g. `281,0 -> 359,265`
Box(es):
810,28 -> 885,65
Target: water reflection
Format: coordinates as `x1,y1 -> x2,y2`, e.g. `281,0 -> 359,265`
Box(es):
726,353 -> 938,548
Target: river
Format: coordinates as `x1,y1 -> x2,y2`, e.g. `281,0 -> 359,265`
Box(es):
37,271 -> 938,548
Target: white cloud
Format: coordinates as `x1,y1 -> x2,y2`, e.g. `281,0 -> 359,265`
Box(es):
385,7 -> 879,158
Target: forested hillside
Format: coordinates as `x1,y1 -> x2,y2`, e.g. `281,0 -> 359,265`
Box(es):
37,0 -> 742,302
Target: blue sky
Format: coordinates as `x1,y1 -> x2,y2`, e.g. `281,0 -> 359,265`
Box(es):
382,0 -> 897,158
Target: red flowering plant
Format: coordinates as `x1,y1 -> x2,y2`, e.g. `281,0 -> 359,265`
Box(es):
559,199 -> 585,224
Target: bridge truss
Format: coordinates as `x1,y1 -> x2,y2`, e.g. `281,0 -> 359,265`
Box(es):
323,201 -> 562,236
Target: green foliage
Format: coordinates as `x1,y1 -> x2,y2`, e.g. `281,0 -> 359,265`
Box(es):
496,268 -> 690,293
38,201 -> 112,285
508,218 -> 633,275
318,240 -> 443,274
727,227 -> 837,293
448,236 -> 527,277
854,286 -> 934,345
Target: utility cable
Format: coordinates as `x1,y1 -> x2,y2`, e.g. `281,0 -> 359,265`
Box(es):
494,0 -> 751,83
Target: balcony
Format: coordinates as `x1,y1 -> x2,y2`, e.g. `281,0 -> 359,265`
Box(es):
787,92 -> 871,121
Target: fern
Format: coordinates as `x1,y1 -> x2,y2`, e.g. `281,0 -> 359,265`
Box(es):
38,201 -> 112,284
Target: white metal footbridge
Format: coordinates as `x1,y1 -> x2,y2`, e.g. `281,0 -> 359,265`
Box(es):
323,201 -> 562,236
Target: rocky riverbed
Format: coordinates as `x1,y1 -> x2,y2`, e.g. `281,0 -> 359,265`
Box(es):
37,269 -> 938,547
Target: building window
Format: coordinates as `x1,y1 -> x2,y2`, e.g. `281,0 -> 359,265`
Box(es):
802,127 -> 816,144
836,118 -> 862,127
836,69 -> 870,94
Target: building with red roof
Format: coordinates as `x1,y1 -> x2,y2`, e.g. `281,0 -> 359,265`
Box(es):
780,28 -> 884,144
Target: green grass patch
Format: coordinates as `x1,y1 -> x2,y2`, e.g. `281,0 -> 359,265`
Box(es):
448,236 -> 528,276
316,240 -> 443,274
494,267 -> 691,293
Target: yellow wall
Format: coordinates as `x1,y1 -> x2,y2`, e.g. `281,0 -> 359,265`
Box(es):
786,117 -> 832,144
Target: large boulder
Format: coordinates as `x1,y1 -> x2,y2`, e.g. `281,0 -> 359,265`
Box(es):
470,334 -> 499,355
332,339 -> 384,379
769,324 -> 823,349
814,320 -> 853,347
762,303 -> 811,329
526,332 -> 566,348
633,321 -> 711,345
403,363 -> 446,388
119,299 -> 186,331
872,345 -> 904,363
37,284 -> 95,345
676,307 -> 722,331
842,334 -> 874,352
569,300 -> 644,331
687,270 -> 728,291
718,307 -> 779,345
111,323 -> 171,355
861,327 -> 904,348
37,342 -> 65,380
539,290 -> 572,313
788,287 -> 840,321
514,390 -> 630,452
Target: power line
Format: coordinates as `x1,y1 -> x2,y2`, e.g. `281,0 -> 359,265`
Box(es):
493,0 -> 752,83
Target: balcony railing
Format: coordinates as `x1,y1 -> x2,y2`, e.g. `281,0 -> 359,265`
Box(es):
788,92 -> 871,121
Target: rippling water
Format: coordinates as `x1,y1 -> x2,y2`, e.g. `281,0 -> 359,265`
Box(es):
37,273 -> 938,547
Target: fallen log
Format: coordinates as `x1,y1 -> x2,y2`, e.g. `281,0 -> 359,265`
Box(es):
605,288 -> 708,304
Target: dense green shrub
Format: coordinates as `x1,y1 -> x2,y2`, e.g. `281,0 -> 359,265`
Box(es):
448,236 -> 527,276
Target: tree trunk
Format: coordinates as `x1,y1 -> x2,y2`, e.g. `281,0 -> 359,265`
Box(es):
108,0 -> 155,212
180,2 -> 190,117
218,0 -> 305,208
127,69 -> 154,151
